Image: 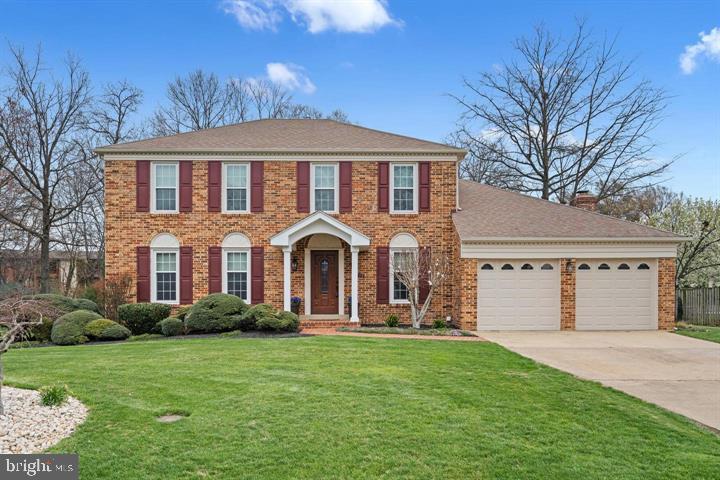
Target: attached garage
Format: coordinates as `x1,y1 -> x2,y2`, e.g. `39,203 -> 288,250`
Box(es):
576,259 -> 657,330
477,260 -> 560,330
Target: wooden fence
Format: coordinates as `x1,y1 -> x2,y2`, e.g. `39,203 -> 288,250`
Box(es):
678,287 -> 720,326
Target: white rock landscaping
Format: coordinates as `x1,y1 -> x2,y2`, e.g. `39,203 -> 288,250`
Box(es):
0,386 -> 87,454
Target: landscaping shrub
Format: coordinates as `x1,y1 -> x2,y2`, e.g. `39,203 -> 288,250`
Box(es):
256,310 -> 300,333
184,293 -> 248,333
30,317 -> 54,343
84,319 -> 117,338
432,318 -> 447,329
50,309 -> 102,345
175,305 -> 191,321
118,303 -> 172,335
384,314 -> 399,327
160,317 -> 184,337
39,384 -> 70,406
23,293 -> 100,314
238,303 -> 276,331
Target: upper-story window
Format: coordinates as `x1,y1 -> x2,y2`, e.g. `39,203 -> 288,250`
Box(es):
311,163 -> 338,213
151,162 -> 178,213
223,163 -> 249,213
391,163 -> 417,213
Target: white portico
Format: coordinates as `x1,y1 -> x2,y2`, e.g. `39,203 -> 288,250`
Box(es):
270,212 -> 370,322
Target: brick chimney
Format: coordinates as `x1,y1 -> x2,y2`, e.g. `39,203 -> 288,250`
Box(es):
570,190 -> 598,211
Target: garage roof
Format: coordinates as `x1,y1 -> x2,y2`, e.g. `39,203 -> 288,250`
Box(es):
453,180 -> 682,241
95,119 -> 465,157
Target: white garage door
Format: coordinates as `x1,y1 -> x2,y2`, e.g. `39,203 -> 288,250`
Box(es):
477,260 -> 560,330
576,259 -> 657,330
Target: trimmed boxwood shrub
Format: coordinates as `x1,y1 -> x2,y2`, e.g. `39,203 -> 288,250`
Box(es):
175,305 -> 191,321
118,303 -> 172,335
84,319 -> 117,338
51,309 -> 102,345
256,311 -> 300,333
30,317 -> 55,343
99,323 -> 131,340
238,303 -> 276,331
160,317 -> 184,337
24,293 -> 99,314
184,293 -> 248,333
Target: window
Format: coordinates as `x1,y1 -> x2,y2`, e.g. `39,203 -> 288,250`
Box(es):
501,263 -> 514,270
618,263 -> 630,270
598,263 -> 610,270
521,263 -> 534,270
481,263 -> 494,270
541,263 -> 554,270
578,264 -> 590,270
152,163 -> 178,212
311,163 -> 338,212
389,233 -> 418,303
222,233 -> 252,303
391,164 -> 417,213
223,163 -> 249,213
150,234 -> 180,304
638,263 -> 650,270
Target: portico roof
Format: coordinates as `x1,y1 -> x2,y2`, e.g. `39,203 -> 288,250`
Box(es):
270,211 -> 371,249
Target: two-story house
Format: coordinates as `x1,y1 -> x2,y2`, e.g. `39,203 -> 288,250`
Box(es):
98,119 -> 683,331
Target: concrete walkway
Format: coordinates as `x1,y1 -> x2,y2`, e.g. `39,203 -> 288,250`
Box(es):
482,331 -> 720,431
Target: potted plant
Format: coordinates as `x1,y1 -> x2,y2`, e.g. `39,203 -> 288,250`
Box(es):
290,296 -> 302,315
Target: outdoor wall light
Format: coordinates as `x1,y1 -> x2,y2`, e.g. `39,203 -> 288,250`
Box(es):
565,260 -> 574,273
291,256 -> 299,272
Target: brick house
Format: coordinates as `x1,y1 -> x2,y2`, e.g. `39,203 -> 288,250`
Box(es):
97,119 -> 683,331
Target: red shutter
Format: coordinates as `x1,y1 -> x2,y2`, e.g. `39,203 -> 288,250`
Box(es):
250,162 -> 264,212
207,161 -> 221,212
136,161 -> 150,212
377,162 -> 389,212
376,246 -> 389,304
419,162 -> 431,212
339,161 -> 352,213
179,162 -> 193,212
208,246 -> 222,294
180,246 -> 193,304
419,246 -> 431,304
297,162 -> 310,213
136,246 -> 150,302
251,247 -> 264,304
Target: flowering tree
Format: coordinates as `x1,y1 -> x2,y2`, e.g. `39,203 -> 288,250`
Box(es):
390,248 -> 451,328
0,295 -> 53,414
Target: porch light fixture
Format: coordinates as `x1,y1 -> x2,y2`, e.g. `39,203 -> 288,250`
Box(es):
565,260 -> 574,273
291,256 -> 299,272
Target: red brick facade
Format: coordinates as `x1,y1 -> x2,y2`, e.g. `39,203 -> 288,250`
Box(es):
560,258 -> 576,330
658,257 -> 676,330
105,159 -> 457,326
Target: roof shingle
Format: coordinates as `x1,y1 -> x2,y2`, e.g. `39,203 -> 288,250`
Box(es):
453,180 -> 681,240
95,119 -> 464,156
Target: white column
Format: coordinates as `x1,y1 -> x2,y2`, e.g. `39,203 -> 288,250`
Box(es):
351,247 -> 360,322
283,247 -> 292,312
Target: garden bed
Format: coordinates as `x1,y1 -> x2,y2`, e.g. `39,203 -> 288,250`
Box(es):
336,326 -> 475,336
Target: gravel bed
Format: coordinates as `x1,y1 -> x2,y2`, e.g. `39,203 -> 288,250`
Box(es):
0,387 -> 87,454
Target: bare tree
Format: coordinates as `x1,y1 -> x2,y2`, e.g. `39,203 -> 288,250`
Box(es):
448,128 -> 522,188
452,21 -> 672,203
598,185 -> 676,222
243,78 -> 293,120
0,46 -> 99,293
389,248 -> 451,328
0,294 -> 53,414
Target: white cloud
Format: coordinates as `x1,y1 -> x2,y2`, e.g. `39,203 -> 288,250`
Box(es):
266,62 -> 316,93
679,27 -> 720,74
222,0 -> 400,33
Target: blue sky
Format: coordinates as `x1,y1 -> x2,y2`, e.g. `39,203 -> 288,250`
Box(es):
2,0 -> 718,198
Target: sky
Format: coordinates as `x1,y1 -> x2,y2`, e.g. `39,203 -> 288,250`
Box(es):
2,0 -> 718,198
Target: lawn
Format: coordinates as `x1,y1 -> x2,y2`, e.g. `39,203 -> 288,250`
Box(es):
4,336 -> 719,479
675,324 -> 720,344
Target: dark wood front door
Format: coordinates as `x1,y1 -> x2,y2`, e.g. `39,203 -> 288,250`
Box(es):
311,251 -> 338,314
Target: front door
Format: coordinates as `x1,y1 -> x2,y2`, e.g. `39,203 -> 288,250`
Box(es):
311,251 -> 339,314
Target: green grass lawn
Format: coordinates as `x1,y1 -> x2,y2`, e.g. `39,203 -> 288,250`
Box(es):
4,336 -> 719,479
675,324 -> 720,344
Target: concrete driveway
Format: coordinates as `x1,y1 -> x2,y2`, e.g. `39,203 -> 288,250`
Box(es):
481,331 -> 720,431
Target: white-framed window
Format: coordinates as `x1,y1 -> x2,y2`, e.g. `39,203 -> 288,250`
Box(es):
390,163 -> 418,213
221,233 -> 252,303
150,234 -> 180,304
389,233 -> 418,304
311,163 -> 338,213
222,163 -> 250,213
151,162 -> 179,213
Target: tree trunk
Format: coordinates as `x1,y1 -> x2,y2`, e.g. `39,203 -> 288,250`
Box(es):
0,356 -> 4,415
40,231 -> 50,293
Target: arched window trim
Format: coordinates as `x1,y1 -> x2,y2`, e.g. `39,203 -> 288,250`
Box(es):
638,263 -> 651,270
618,263 -> 630,270
521,263 -> 534,270
501,263 -> 514,270
481,263 -> 494,270
541,263 -> 554,270
578,263 -> 590,270
598,263 -> 611,270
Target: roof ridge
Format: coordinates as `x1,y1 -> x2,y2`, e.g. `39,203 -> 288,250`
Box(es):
458,179 -> 678,237
323,119 -> 464,151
